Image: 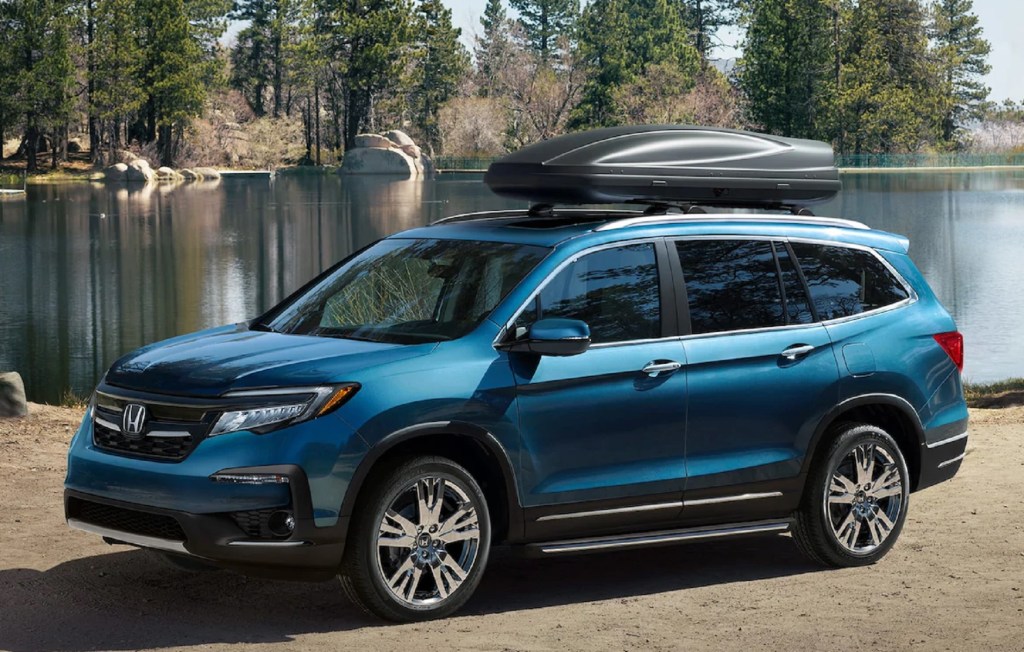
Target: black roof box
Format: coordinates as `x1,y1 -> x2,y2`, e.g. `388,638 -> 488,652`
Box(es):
484,125 -> 841,208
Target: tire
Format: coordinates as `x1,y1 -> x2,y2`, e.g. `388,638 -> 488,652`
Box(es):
793,423 -> 910,567
339,455 -> 491,622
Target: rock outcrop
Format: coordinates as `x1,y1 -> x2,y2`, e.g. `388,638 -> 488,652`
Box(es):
341,130 -> 431,177
126,159 -> 155,183
0,372 -> 27,418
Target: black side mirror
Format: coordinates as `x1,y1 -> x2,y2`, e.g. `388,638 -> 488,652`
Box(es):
502,318 -> 591,357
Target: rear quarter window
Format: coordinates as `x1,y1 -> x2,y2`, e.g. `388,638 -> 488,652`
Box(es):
791,243 -> 909,321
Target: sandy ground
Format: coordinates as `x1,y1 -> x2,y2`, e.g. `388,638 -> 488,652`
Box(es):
0,404 -> 1022,652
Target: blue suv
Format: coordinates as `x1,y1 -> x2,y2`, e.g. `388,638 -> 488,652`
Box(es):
65,128 -> 968,622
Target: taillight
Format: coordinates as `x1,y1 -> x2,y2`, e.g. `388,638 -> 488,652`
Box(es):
933,331 -> 964,372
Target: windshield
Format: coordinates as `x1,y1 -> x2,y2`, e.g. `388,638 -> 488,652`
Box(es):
264,238 -> 548,344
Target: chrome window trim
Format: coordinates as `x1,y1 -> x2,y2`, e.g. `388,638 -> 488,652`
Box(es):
535,501 -> 683,522
938,452 -> 967,468
683,491 -> 783,507
926,431 -> 969,449
67,519 -> 190,555
494,237 -> 668,349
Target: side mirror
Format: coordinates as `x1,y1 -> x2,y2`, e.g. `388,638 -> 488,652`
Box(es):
503,318 -> 591,357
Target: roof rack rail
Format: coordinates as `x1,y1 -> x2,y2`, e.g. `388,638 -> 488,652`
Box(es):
429,207 -> 644,226
595,213 -> 870,232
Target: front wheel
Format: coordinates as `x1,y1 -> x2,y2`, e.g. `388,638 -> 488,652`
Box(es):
340,456 -> 491,622
793,423 -> 910,567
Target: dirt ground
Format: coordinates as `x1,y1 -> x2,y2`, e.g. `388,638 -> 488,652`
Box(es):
0,403 -> 1021,652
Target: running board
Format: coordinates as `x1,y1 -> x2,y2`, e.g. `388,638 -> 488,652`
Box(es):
525,519 -> 792,556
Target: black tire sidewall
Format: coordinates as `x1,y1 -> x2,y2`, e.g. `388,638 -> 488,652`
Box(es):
351,457 -> 491,620
805,424 -> 910,566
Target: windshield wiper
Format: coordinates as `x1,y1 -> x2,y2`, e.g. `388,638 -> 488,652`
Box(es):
249,321 -> 280,333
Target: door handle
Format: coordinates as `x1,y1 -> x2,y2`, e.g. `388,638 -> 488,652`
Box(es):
641,360 -> 682,377
781,344 -> 815,360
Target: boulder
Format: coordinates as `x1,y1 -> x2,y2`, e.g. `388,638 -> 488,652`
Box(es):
156,166 -> 181,181
67,138 -> 84,154
126,159 -> 155,183
400,143 -> 422,160
104,163 -> 129,182
354,133 -> 396,149
340,147 -> 418,177
0,372 -> 27,418
194,167 -> 221,180
179,168 -> 201,181
385,130 -> 416,148
117,150 -> 138,164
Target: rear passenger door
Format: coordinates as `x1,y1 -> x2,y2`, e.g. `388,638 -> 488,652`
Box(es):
673,238 -> 840,522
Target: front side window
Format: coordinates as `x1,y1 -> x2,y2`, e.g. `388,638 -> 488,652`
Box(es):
676,239 -> 786,335
791,243 -> 909,321
514,243 -> 661,344
267,238 -> 548,343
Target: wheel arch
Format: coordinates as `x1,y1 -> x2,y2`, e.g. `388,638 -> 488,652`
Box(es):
339,422 -> 524,544
803,394 -> 925,491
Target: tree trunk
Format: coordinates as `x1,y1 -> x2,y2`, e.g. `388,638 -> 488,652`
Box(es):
272,15 -> 283,119
146,97 -> 157,143
304,96 -> 312,162
158,124 -> 174,167
25,124 -> 39,173
87,0 -> 99,162
315,85 -> 321,167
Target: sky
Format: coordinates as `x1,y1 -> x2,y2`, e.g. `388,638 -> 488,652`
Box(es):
442,0 -> 1024,102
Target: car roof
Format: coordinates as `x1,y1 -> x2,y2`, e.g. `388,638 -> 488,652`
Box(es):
391,210 -> 911,254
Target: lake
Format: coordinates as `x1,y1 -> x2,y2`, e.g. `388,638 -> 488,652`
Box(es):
1,170 -> 1022,403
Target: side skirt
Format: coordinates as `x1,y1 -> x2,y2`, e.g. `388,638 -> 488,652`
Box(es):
523,518 -> 792,557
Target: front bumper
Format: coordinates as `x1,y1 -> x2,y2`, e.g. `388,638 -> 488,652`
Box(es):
65,467 -> 348,580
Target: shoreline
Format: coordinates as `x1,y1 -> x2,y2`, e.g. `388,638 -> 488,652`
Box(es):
5,163 -> 1024,184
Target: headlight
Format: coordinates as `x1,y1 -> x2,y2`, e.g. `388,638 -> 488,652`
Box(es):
209,384 -> 359,437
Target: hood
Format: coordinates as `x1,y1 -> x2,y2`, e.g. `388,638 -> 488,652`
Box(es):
105,323 -> 436,397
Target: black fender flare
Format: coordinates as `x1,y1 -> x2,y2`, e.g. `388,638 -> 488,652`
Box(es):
339,421 -> 525,542
801,393 -> 926,478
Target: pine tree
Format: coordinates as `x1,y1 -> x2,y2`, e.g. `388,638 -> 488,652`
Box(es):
836,0 -> 943,154
475,0 -> 513,97
336,0 -> 418,150
508,0 -> 578,62
412,0 -> 469,154
739,0 -> 835,140
571,0 -> 699,128
2,0 -> 77,171
90,0 -> 145,159
677,0 -> 738,66
231,0 -> 300,118
930,0 -> 990,146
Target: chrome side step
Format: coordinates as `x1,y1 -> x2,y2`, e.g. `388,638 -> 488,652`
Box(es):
527,519 -> 792,555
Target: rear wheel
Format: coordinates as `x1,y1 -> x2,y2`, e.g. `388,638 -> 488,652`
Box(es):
340,456 -> 490,621
793,423 -> 910,567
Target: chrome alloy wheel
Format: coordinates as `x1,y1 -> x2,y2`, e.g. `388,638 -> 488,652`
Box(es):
375,476 -> 481,607
824,442 -> 906,555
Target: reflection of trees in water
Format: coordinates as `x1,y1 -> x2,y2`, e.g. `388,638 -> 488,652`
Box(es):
520,245 -> 661,343
676,240 -> 785,334
791,243 -> 908,320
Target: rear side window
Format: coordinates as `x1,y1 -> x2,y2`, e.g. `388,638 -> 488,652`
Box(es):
515,243 -> 660,344
791,243 -> 909,320
675,240 -> 785,334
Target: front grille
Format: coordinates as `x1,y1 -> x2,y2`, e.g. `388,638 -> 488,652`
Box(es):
68,498 -> 187,542
230,509 -> 288,539
92,405 -> 206,461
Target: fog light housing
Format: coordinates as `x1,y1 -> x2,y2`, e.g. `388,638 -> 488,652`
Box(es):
268,510 -> 296,536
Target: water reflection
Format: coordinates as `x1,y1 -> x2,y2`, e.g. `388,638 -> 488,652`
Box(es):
0,170 -> 1021,402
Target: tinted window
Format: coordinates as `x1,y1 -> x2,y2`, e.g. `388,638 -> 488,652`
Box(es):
791,243 -> 909,320
676,240 -> 784,334
515,243 -> 660,344
775,243 -> 814,324
268,238 -> 547,343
